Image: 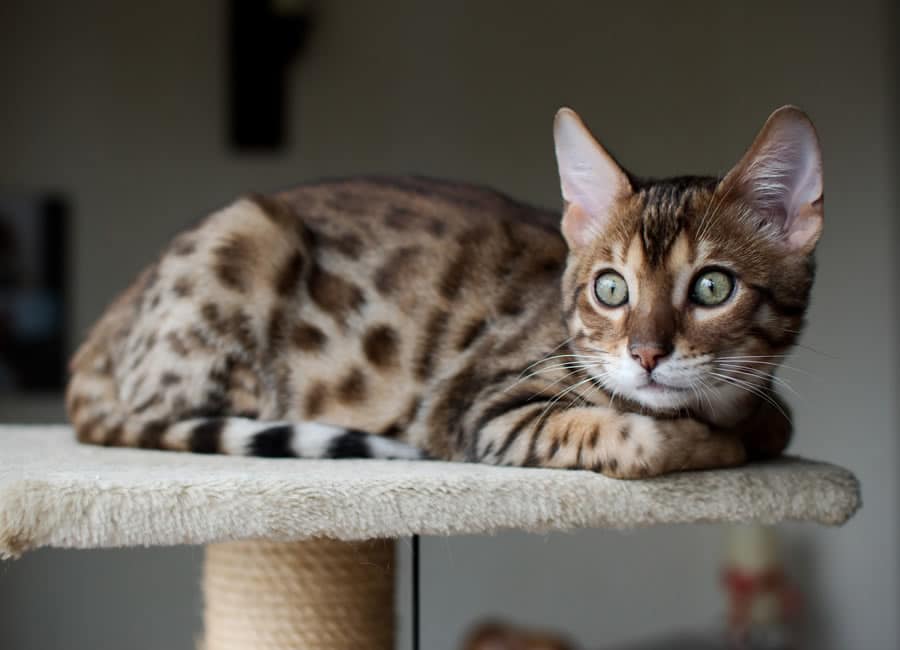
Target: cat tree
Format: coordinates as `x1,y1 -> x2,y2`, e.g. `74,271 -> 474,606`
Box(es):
0,425 -> 860,649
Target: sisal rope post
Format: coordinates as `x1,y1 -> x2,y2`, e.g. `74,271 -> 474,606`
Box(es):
202,539 -> 396,650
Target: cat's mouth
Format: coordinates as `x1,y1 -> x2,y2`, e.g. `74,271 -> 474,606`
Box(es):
636,379 -> 689,393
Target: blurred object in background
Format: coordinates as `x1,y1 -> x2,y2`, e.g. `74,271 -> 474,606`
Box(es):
229,0 -> 315,150
723,525 -> 801,649
464,525 -> 805,650
0,193 -> 68,392
464,620 -> 574,650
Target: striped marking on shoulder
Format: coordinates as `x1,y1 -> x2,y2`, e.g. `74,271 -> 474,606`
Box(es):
438,252 -> 470,301
455,317 -> 487,351
415,310 -> 450,380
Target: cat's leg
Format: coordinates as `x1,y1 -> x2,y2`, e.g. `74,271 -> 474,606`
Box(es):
473,402 -> 745,479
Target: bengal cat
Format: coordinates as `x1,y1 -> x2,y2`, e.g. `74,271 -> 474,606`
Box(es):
66,106 -> 823,478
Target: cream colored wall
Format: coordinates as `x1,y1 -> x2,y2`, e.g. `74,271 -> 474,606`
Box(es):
1,2 -> 896,649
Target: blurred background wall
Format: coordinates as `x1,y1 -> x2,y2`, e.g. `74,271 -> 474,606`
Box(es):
1,1 -> 896,648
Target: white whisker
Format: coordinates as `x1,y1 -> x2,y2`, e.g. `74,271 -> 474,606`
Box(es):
534,375 -> 598,425
517,351 -> 608,378
695,376 -> 717,414
716,355 -> 818,377
708,372 -> 790,422
714,364 -> 799,398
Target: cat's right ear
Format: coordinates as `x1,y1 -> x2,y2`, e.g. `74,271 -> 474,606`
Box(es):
554,108 -> 632,249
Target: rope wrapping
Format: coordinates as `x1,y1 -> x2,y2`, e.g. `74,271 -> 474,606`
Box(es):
203,539 -> 395,650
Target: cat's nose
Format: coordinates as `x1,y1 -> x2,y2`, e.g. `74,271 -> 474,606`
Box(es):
629,343 -> 671,371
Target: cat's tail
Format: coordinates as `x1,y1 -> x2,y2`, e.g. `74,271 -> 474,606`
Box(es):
70,404 -> 426,460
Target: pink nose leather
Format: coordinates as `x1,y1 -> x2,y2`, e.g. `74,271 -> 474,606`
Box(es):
629,344 -> 670,371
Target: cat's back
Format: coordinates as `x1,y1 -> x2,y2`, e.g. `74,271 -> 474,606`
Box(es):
268,175 -> 569,323
68,176 -> 569,438
275,175 -> 562,252
78,175 -> 566,348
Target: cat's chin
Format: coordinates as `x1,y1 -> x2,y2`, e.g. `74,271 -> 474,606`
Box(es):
628,384 -> 694,411
604,379 -> 696,412
627,383 -> 750,424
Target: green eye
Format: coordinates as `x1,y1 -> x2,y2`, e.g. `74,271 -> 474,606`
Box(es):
691,269 -> 735,306
594,271 -> 629,307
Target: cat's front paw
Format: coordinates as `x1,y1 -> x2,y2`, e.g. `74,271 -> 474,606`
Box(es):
599,414 -> 669,479
600,414 -> 745,479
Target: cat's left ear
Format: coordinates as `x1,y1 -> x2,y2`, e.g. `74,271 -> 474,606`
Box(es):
722,105 -> 824,253
554,108 -> 633,249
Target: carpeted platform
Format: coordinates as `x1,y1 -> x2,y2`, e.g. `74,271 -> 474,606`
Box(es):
0,425 -> 860,558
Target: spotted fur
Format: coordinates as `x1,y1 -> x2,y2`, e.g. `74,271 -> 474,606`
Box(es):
67,106 -> 821,477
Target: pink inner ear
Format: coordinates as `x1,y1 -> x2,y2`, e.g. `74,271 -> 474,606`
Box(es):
786,200 -> 823,251
553,109 -> 632,247
732,110 -> 823,251
561,204 -> 599,250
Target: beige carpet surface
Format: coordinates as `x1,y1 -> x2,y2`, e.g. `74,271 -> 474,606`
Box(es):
0,425 -> 860,558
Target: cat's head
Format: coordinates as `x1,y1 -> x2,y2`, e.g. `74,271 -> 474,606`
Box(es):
554,106 -> 823,420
